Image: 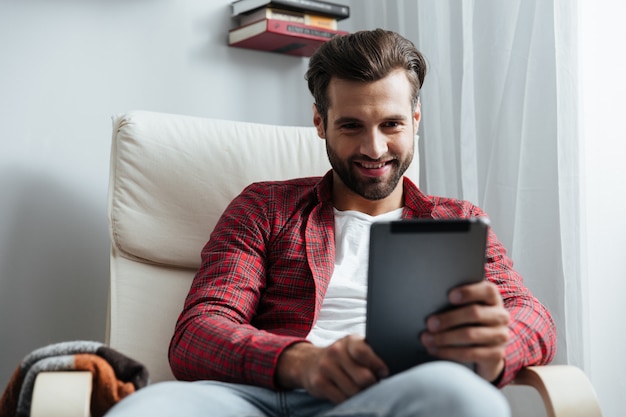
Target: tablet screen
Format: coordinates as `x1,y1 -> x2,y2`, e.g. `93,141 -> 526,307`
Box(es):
365,217 -> 489,375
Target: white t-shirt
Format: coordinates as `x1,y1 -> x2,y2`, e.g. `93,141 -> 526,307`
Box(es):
306,207 -> 404,347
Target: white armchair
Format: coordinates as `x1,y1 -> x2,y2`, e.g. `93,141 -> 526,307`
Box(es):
31,110 -> 602,417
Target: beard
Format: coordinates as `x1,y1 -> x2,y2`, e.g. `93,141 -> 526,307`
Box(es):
326,141 -> 414,201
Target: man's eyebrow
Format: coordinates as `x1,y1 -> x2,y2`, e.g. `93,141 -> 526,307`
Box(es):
383,114 -> 409,121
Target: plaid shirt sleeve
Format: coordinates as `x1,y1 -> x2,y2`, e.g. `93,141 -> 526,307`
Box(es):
168,182 -> 313,388
484,225 -> 557,386
426,196 -> 556,387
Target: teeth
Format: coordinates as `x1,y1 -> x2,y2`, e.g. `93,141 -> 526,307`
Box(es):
361,162 -> 386,169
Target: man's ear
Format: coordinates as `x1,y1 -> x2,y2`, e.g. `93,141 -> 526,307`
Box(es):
413,99 -> 422,133
312,104 -> 325,139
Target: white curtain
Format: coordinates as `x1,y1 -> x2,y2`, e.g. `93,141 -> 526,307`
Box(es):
353,0 -> 583,369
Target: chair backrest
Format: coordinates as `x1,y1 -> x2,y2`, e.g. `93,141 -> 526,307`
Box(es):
107,110 -> 420,382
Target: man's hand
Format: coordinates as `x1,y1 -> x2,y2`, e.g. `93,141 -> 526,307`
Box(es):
276,335 -> 388,404
420,280 -> 510,383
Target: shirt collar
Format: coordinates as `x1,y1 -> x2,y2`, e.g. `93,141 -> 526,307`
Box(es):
402,176 -> 436,218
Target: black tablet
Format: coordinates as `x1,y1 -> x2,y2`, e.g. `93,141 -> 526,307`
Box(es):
365,217 -> 489,375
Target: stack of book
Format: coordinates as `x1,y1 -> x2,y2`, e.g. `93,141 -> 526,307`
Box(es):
229,0 -> 350,57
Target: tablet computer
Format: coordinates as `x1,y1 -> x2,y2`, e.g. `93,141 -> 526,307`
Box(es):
365,217 -> 489,375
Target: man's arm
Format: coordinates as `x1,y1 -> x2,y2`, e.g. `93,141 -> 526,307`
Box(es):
168,185 -> 309,388
420,227 -> 557,386
483,227 -> 557,386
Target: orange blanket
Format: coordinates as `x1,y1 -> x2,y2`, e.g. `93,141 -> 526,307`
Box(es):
0,341 -> 149,417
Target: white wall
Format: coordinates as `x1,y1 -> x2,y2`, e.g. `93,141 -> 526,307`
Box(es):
580,1 -> 626,416
0,0 -> 322,388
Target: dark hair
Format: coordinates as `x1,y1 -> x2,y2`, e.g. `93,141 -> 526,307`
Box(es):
305,29 -> 427,127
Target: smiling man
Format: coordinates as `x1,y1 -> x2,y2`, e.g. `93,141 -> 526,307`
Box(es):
319,69 -> 416,210
106,29 -> 555,417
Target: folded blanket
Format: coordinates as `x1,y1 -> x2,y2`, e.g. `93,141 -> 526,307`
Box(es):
0,341 -> 149,417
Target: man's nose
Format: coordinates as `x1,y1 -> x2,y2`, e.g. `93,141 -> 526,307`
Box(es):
360,129 -> 388,159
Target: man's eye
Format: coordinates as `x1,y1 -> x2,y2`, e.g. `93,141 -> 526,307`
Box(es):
342,123 -> 360,129
383,122 -> 400,128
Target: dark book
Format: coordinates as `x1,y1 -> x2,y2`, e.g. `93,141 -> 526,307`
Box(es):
228,18 -> 349,57
239,7 -> 338,30
231,0 -> 350,21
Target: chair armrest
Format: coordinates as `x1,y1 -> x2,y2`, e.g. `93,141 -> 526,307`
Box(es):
511,365 -> 602,417
30,371 -> 92,417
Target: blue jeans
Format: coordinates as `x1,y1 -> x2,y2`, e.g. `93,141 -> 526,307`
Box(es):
106,361 -> 510,417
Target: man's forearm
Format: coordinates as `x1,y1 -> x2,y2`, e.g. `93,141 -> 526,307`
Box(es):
275,342 -> 317,389
169,314 -> 307,388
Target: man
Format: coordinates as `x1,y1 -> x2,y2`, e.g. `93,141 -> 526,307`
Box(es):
106,29 -> 555,417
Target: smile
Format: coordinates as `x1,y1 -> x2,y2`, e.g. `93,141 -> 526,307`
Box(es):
358,161 -> 390,169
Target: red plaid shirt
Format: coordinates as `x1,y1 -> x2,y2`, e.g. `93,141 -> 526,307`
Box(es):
169,171 -> 556,388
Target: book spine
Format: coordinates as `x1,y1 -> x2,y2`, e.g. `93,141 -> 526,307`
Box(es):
306,16 -> 336,30
240,8 -> 306,27
229,19 -> 349,57
232,0 -> 349,20
265,19 -> 347,41
284,22 -> 338,40
273,0 -> 349,19
240,8 -> 338,30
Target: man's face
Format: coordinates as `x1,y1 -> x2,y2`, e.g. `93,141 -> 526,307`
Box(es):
314,69 -> 420,205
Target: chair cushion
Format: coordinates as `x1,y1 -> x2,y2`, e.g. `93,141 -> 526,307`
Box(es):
109,111 -> 331,269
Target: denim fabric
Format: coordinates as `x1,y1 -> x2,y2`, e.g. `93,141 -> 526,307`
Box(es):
106,361 -> 510,417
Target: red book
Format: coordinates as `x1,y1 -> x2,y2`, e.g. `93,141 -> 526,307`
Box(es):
228,18 -> 348,57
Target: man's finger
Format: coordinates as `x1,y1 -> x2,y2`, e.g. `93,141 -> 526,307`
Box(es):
345,336 -> 389,380
426,304 -> 510,332
449,280 -> 502,306
422,323 -> 510,349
